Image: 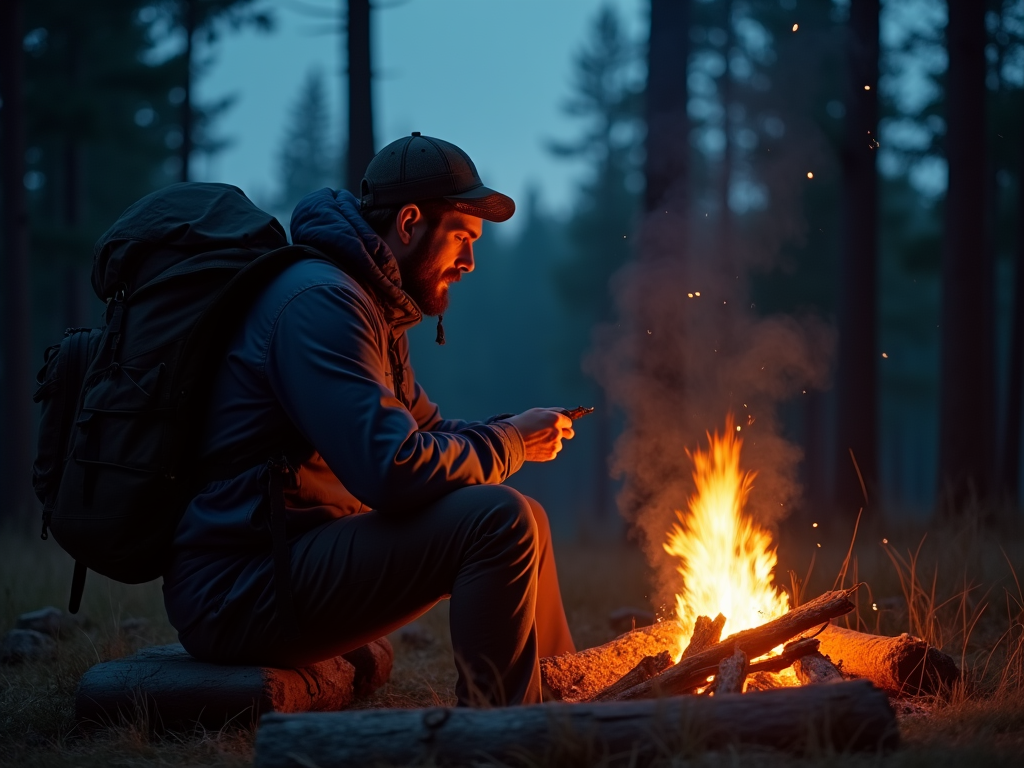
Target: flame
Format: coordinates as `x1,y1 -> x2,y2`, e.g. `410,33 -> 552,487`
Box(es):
664,415 -> 789,659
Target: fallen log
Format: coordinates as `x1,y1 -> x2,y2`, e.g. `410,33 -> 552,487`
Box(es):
681,613 -> 726,659
816,624 -> 960,696
587,651 -> 673,703
254,680 -> 898,767
794,651 -> 844,685
713,647 -> 748,695
541,620 -> 682,702
610,588 -> 858,701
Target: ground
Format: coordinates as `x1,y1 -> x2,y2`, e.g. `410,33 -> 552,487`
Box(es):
1,511 -> 1023,767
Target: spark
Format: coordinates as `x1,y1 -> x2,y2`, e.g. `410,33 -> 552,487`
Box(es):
806,172 -> 814,179
647,329 -> 652,335
736,425 -> 742,432
816,543 -> 821,548
872,603 -> 878,611
792,23 -> 799,31
882,538 -> 888,544
882,352 -> 888,358
864,85 -> 871,90
812,522 -> 818,528
688,292 -> 694,298
695,291 -> 701,297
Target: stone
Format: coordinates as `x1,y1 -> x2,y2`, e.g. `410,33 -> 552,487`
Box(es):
1,628 -> 58,663
16,606 -> 79,638
76,638 -> 393,729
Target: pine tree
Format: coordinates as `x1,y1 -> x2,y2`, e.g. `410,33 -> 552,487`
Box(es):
274,68 -> 337,224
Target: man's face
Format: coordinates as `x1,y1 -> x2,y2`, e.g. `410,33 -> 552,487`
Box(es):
400,210 -> 482,317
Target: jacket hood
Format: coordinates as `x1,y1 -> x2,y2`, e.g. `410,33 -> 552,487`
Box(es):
289,188 -> 421,334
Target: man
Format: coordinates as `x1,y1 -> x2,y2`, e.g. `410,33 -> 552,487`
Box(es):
162,133 -> 577,706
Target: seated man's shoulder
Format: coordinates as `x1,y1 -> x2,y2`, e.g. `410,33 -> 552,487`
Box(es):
263,258 -> 372,312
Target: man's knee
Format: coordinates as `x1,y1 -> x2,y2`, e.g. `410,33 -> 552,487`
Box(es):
522,496 -> 552,544
470,485 -> 538,549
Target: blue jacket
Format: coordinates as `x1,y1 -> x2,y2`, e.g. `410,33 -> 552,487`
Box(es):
162,189 -> 525,637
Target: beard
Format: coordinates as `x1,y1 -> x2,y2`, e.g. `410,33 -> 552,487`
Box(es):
400,227 -> 460,316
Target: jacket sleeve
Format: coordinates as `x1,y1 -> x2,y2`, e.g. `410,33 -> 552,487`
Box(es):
263,282 -> 525,512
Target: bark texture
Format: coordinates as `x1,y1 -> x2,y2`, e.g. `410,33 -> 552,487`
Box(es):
254,681 -> 898,767
938,0 -> 994,506
611,588 -> 856,701
713,647 -> 748,695
0,0 -> 33,521
816,625 -> 960,696
681,613 -> 726,659
541,621 -> 683,702
835,0 -> 880,513
793,651 -> 844,685
345,0 -> 375,192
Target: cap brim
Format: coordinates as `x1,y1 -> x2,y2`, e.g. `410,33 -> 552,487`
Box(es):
444,185 -> 515,223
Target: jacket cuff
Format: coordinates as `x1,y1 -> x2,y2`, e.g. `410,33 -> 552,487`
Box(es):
492,420 -> 525,476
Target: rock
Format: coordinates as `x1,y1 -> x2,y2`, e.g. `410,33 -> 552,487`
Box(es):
76,640 -> 393,729
608,607 -> 656,634
16,606 -> 79,638
1,628 -> 58,663
395,622 -> 433,650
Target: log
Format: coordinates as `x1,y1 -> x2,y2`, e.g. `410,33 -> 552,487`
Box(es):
342,637 -> 394,697
540,620 -> 682,702
587,651 -> 673,703
681,613 -> 726,659
611,588 -> 858,701
744,671 -> 784,692
253,680 -> 898,767
793,651 -> 844,685
76,638 -> 393,728
713,647 -> 748,695
816,624 -> 960,696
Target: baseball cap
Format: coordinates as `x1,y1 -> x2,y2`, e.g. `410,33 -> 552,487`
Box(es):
360,132 -> 515,222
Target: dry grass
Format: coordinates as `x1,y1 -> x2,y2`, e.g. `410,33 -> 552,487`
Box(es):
1,508 -> 1024,767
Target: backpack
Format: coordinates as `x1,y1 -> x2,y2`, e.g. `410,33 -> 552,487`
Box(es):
33,182 -> 317,613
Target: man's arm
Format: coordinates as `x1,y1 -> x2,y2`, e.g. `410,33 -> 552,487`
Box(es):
264,282 -> 525,512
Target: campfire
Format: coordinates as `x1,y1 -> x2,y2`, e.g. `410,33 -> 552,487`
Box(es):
541,416 -> 962,704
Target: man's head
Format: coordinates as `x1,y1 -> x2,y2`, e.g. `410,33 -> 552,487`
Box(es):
360,133 -> 514,316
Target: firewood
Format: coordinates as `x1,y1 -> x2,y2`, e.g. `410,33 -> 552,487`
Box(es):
713,647 -> 748,695
587,651 -> 673,703
681,613 -> 726,659
254,680 -> 898,767
816,624 -> 960,696
609,587 -> 859,701
541,620 -> 682,702
342,637 -> 394,697
744,671 -> 784,692
793,651 -> 844,685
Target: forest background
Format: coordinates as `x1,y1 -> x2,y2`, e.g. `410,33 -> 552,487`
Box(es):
1,0 -> 1023,543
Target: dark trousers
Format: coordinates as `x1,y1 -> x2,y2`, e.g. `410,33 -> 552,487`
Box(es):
182,485 -> 575,705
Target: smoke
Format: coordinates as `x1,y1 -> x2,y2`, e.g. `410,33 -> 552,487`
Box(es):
587,199 -> 835,612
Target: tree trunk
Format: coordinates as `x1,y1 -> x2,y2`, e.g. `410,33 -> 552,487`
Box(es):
254,681 -> 899,767
1001,122 -> 1024,503
181,0 -> 196,182
0,0 -> 35,522
937,0 -> 993,510
644,0 -> 690,215
835,0 -> 879,516
345,0 -> 374,194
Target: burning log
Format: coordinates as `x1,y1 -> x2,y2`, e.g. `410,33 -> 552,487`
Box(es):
253,680 -> 899,766
816,624 -> 960,696
681,613 -> 726,658
793,652 -> 844,685
608,587 -> 859,701
541,620 -> 682,702
587,651 -> 673,703
712,647 -> 748,695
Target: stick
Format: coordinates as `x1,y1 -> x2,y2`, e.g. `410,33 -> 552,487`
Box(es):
540,620 -> 682,702
610,588 -> 859,701
587,651 -> 673,703
254,680 -> 899,767
713,647 -> 748,695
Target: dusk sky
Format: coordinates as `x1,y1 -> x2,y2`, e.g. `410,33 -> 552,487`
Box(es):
195,0 -> 645,227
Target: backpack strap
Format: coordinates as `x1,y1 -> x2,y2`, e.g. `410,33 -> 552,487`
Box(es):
265,456 -> 298,628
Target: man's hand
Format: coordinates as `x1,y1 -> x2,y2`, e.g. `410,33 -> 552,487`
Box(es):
506,408 -> 575,462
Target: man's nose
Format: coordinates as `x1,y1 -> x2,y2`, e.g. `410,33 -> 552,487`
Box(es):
457,243 -> 475,273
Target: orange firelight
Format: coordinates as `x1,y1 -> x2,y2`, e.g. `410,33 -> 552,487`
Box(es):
664,415 -> 790,659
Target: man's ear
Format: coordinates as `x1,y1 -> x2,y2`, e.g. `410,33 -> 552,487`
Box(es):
395,204 -> 423,246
